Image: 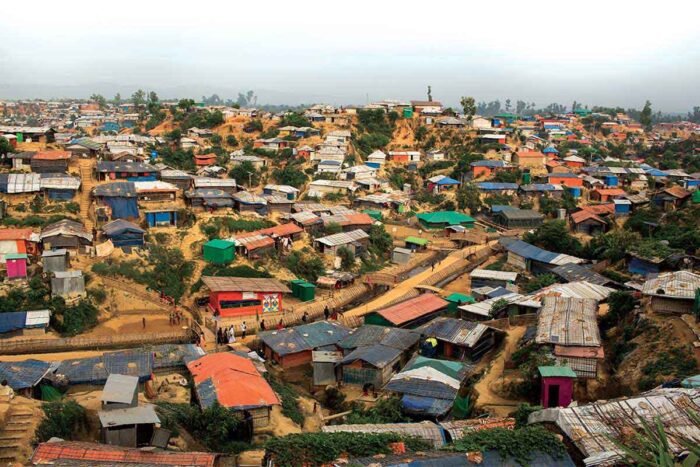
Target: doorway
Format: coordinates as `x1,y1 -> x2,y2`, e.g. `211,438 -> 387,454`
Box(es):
548,384 -> 560,408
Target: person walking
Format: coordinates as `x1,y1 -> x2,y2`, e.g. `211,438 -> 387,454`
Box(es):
241,321 -> 247,339
301,311 -> 309,323
260,319 -> 266,331
277,319 -> 284,330
324,305 -> 330,320
142,317 -> 146,329
228,325 -> 236,343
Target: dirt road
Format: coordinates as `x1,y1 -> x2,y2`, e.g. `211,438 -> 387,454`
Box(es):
473,325 -> 527,417
344,242 -> 494,318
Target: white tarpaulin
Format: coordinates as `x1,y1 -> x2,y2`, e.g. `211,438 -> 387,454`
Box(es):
390,367 -> 461,390
95,240 -> 115,257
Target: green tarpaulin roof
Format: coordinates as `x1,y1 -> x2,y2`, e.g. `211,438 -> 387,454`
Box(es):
407,355 -> 467,380
538,366 -> 576,378
405,236 -> 429,246
445,293 -> 475,304
204,239 -> 235,249
416,211 -> 475,225
682,374 -> 700,388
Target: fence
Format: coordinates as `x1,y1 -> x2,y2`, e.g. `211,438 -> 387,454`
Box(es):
0,330 -> 193,355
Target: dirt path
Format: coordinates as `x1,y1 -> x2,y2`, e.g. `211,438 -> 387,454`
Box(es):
473,325 -> 527,417
344,242 -> 494,317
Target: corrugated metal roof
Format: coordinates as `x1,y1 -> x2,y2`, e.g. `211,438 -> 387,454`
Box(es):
471,268 -> 518,282
40,220 -> 93,242
338,325 -> 420,351
340,344 -> 402,368
93,182 -> 137,198
0,359 -> 51,390
550,263 -> 611,286
416,317 -> 493,348
40,175 -> 81,190
535,388 -> 700,466
376,294 -> 449,326
96,161 -> 155,173
201,276 -> 290,293
439,417 -> 516,440
642,271 -> 700,299
259,321 -> 350,355
316,229 -> 369,247
531,281 -> 614,301
535,296 -> 600,347
98,404 -> 161,427
459,292 -> 540,317
476,182 -> 519,190
101,373 -> 138,404
499,237 -> 584,266
7,173 -> 41,193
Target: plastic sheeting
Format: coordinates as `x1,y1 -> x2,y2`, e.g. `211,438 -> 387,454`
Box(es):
104,197 -> 139,219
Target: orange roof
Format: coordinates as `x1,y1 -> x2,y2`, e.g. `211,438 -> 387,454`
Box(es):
31,441 -> 216,466
0,228 -> 33,241
570,210 -> 606,224
33,150 -> 71,160
516,150 -> 544,158
592,188 -> 626,197
546,160 -> 562,168
257,223 -> 304,237
187,353 -> 280,409
194,153 -> 217,160
377,293 -> 448,326
662,186 -> 691,199
581,204 -> 614,215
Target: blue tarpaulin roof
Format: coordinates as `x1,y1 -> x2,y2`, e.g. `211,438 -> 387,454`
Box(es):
0,359 -> 51,390
93,182 -> 137,197
401,394 -> 453,416
476,182 -> 519,190
259,321 -> 350,356
433,176 -> 460,186
0,312 -> 28,334
499,237 -> 561,264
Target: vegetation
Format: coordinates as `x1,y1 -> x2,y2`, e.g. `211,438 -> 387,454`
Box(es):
346,397 -> 410,424
229,161 -> 261,187
638,347 -> 698,391
155,402 -> 247,453
337,246 -> 355,270
265,375 -> 304,426
523,221 -> 583,256
456,183 -> 483,213
513,403 -> 543,428
354,109 -> 396,154
522,274 -> 558,293
451,426 -> 566,466
285,250 -> 326,283
199,217 -> 275,239
264,432 -> 431,467
273,164 -> 308,187
36,400 -> 89,443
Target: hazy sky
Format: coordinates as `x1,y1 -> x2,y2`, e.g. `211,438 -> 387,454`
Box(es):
1,0 -> 699,111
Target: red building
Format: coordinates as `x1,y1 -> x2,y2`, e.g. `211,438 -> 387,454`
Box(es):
589,188 -> 626,202
547,174 -> 583,188
194,153 -> 217,166
201,276 -> 291,318
539,366 -> 576,408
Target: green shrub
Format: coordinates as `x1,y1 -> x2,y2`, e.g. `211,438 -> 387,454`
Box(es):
451,426 -> 566,465
88,288 -> 107,304
266,375 -> 304,426
285,251 -> 325,283
346,397 -> 409,424
36,400 -> 88,442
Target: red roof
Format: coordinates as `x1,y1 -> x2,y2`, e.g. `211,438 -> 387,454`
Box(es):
570,210 -> 605,225
256,223 -> 303,237
187,353 -> 280,409
581,204 -> 615,215
592,188 -> 626,197
31,441 -> 217,466
662,186 -> 691,199
33,150 -> 71,160
377,293 -> 448,326
194,153 -> 217,160
0,228 -> 33,241
516,150 -> 544,158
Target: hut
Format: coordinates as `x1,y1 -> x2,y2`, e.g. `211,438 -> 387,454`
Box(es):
101,374 -> 139,410
144,209 -> 178,228
232,192 -> 268,215
499,237 -> 584,274
339,344 -> 403,387
201,276 -> 290,317
642,271 -> 700,315
102,220 -> 145,249
337,325 -> 420,365
416,211 -> 475,230
202,239 -> 235,264
185,189 -> 234,211
417,317 -> 502,361
98,405 -> 161,448
42,249 -> 69,273
40,174 -> 81,200
314,229 -> 369,257
95,161 -> 157,181
405,236 -> 429,251
159,169 -> 193,191
538,366 -> 576,408
5,253 -> 28,279
187,353 -> 279,428
93,182 -> 139,220
40,220 -> 93,254
30,150 -> 71,173
392,247 -> 413,265
258,321 -> 350,368
0,359 -> 52,397
51,270 -> 86,299
365,294 -> 448,329
535,297 -> 603,378
470,269 -> 518,289
0,310 -> 50,337
570,210 -> 607,235
492,208 -> 543,229
444,293 -> 475,314
263,184 -> 299,200
134,181 -> 178,203
0,228 -> 37,263
385,355 -> 473,418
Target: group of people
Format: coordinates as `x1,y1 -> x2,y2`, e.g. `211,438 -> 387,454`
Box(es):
169,309 -> 184,326
216,321 -> 247,345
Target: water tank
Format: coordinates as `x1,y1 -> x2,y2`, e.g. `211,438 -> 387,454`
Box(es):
522,172 -> 531,184
557,208 -> 566,219
403,183 -> 412,194
604,175 -> 618,187
569,187 -> 581,198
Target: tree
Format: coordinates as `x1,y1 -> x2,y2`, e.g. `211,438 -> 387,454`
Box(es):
456,183 -> 482,214
523,220 -> 582,256
285,250 -> 325,282
36,400 -> 88,442
226,135 -> 239,147
90,93 -> 107,110
640,100 -> 653,131
236,90 -> 257,107
273,165 -> 307,187
0,136 -> 14,156
427,85 -> 432,102
460,96 -> 476,122
178,98 -> 195,111
229,161 -> 259,187
131,89 -> 146,109
148,91 -> 159,104
368,224 -> 392,258
505,98 -> 512,113
337,246 -> 355,270
113,93 -> 122,105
